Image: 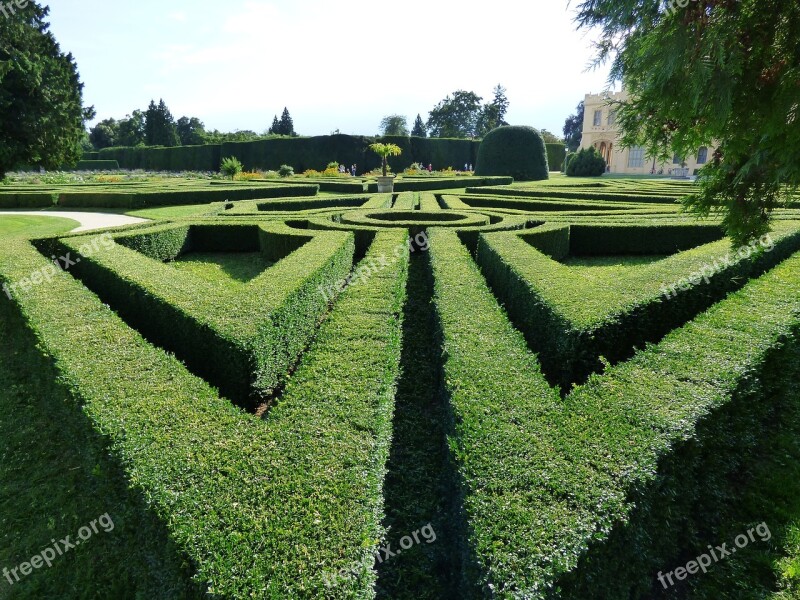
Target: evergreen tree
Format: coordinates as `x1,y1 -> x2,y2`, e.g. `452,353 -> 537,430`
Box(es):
268,115 -> 280,135
477,85 -> 510,137
562,101 -> 584,152
278,107 -> 296,136
0,1 -> 94,177
411,114 -> 427,138
144,99 -> 180,146
89,118 -> 118,150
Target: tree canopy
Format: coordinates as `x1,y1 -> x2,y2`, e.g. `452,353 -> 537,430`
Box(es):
380,114 -> 409,137
411,114 -> 427,138
427,86 -> 510,139
144,99 -> 180,147
562,101 -> 584,152
0,1 -> 94,177
575,0 -> 800,244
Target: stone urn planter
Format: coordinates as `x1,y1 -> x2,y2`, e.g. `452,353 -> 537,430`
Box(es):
369,143 -> 403,195
376,176 -> 395,193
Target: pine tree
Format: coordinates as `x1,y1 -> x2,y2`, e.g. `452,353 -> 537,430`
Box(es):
268,115 -> 280,135
411,114 -> 427,138
278,108 -> 296,136
0,1 -> 94,177
144,99 -> 180,146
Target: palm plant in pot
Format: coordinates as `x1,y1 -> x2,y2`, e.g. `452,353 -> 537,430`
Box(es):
369,143 -> 402,193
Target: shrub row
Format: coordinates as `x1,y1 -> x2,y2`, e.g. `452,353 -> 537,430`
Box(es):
0,230 -> 410,598
366,176 -> 512,194
98,144 -> 221,171
392,192 -> 417,210
0,192 -> 57,208
56,222 -> 354,408
56,184 -> 319,208
255,195 -> 369,212
93,135 -> 485,173
465,186 -> 681,203
460,194 -> 647,213
73,160 -> 120,171
476,222 -> 800,388
428,228 -> 800,597
419,192 -> 441,211
546,142 -> 567,171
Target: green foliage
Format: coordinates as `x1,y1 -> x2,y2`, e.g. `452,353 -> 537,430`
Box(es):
268,107 -> 297,136
369,142 -> 403,177
144,99 -> 180,147
380,114 -> 409,136
0,1 -> 94,177
411,114 -> 427,137
74,160 -> 120,171
476,222 -> 800,388
0,229 -> 409,598
220,156 -> 243,179
426,90 -> 484,138
562,100 -> 585,152
176,116 -> 206,146
565,147 -> 606,177
545,142 -> 567,171
475,126 -> 549,181
278,164 -> 294,177
574,0 -> 800,244
476,84 -> 510,137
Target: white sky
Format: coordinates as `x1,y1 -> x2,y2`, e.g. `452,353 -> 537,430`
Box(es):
47,0 -> 616,137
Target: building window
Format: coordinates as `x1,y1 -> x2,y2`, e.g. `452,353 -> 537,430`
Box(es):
593,110 -> 602,126
697,146 -> 708,164
607,111 -> 616,126
673,154 -> 682,164
628,146 -> 645,168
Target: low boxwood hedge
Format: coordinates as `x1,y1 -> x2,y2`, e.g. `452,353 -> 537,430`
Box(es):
0,229 -> 410,598
0,192 -> 57,208
56,184 -> 319,208
476,221 -> 800,388
54,222 -> 354,409
466,186 -> 681,204
428,228 -> 800,597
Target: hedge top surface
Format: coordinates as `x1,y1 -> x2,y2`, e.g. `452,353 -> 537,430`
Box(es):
475,126 -> 549,182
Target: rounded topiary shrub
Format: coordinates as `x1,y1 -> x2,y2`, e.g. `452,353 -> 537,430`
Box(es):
475,126 -> 549,181
565,147 -> 607,177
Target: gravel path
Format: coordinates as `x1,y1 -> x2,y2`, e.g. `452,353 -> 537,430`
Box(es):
0,210 -> 149,232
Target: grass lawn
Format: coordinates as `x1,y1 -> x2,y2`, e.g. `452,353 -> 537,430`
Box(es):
0,215 -> 79,239
168,252 -> 274,285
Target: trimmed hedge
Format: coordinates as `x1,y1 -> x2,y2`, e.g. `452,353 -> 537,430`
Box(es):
74,160 -> 120,171
56,222 -> 354,409
93,135 -> 483,173
566,147 -> 606,176
464,186 -> 681,203
428,227 -> 800,597
476,221 -> 800,388
475,126 -> 549,181
0,230 -> 410,598
56,184 -> 319,208
0,192 -> 57,208
546,142 -> 567,171
366,176 -> 512,194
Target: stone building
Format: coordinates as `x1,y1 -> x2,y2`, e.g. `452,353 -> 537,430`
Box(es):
579,90 -> 713,176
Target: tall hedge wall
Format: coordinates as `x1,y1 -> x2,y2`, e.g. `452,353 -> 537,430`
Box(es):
546,142 -> 567,171
93,136 -> 482,174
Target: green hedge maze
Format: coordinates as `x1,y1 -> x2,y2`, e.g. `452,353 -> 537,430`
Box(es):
2,180 -> 800,599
